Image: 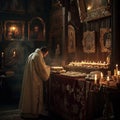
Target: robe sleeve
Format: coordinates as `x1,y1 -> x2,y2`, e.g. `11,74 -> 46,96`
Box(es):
33,53 -> 50,81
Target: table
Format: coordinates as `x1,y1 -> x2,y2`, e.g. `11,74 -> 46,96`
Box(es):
49,73 -> 91,120
101,86 -> 120,119
49,73 -> 120,120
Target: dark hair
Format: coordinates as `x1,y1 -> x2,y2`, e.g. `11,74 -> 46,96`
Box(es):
40,46 -> 48,54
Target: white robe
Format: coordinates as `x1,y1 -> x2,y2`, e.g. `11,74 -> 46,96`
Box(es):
19,49 -> 50,117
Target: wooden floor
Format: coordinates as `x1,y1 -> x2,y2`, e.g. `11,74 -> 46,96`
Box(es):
0,101 -> 116,120
0,102 -> 64,120
0,109 -> 64,120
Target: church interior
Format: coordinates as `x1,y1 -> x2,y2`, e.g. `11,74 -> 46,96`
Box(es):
0,0 -> 120,120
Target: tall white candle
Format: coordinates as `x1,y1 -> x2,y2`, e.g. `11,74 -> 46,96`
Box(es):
116,64 -> 118,76
94,74 -> 97,84
101,72 -> 103,79
1,52 -> 4,58
13,51 -> 16,57
107,76 -> 110,81
118,71 -> 120,76
116,64 -> 118,69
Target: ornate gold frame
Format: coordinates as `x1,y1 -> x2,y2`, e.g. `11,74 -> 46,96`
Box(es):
77,0 -> 111,22
4,20 -> 25,41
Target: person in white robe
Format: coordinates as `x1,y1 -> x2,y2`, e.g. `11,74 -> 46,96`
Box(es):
19,47 -> 50,119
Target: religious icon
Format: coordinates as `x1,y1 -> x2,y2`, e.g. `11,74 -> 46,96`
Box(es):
100,28 -> 111,52
4,20 -> 25,40
28,17 -> 45,41
82,31 -> 95,53
68,25 -> 76,53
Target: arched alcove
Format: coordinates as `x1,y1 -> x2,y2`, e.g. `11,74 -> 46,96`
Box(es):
28,17 -> 45,41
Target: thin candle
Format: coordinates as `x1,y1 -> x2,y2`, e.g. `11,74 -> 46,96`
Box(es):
1,52 -> 4,58
13,51 -> 16,57
116,64 -> 119,76
94,74 -> 97,84
116,64 -> 118,70
118,71 -> 120,76
107,76 -> 110,81
101,72 -> 103,79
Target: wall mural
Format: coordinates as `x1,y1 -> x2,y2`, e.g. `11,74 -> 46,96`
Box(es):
82,31 -> 95,53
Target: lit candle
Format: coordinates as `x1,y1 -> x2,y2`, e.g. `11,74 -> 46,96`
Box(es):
1,52 -> 4,58
106,76 -> 110,86
118,71 -> 120,76
116,64 -> 118,76
13,51 -> 16,57
107,76 -> 110,81
116,64 -> 118,69
101,72 -> 103,79
94,74 -> 97,84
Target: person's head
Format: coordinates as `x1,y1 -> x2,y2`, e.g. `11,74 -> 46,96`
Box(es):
40,46 -> 49,57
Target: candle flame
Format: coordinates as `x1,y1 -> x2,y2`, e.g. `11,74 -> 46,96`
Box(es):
1,52 -> 4,58
13,51 -> 16,57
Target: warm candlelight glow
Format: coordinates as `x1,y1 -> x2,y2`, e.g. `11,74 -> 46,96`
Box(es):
1,52 -> 4,58
101,72 -> 103,79
10,26 -> 16,32
13,51 -> 16,57
87,5 -> 92,11
116,64 -> 118,69
116,64 -> 119,76
94,74 -> 97,84
107,76 -> 110,81
68,60 -> 109,69
117,71 -> 120,76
